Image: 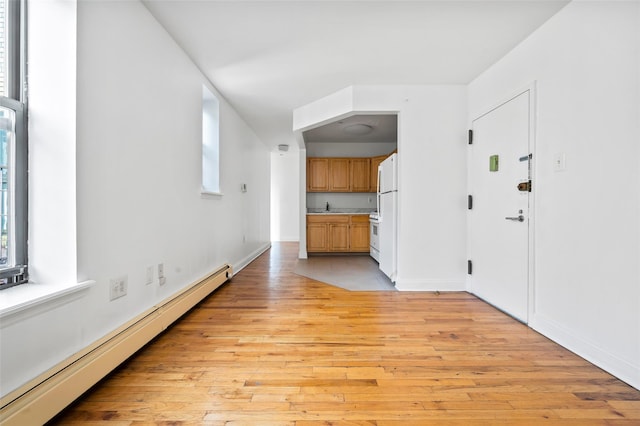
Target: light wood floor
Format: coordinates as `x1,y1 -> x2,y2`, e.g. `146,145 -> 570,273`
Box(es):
51,242 -> 640,425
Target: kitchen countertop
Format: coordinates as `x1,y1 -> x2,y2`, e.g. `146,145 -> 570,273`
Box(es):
307,208 -> 376,215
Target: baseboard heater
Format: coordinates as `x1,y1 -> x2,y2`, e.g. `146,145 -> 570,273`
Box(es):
0,264 -> 232,426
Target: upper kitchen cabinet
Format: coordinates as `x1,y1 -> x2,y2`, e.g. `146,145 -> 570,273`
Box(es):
307,158 -> 329,191
308,157 -> 372,193
350,158 -> 371,192
329,159 -> 350,191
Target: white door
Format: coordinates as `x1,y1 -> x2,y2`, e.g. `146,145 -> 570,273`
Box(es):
469,90 -> 531,323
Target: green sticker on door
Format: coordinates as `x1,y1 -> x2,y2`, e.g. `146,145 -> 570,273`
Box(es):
489,155 -> 499,172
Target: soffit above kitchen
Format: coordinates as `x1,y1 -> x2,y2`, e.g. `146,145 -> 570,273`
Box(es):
142,0 -> 570,151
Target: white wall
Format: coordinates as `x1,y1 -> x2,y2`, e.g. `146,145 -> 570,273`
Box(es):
353,86 -> 468,290
297,149 -> 307,257
271,150 -> 300,241
0,0 -> 270,398
295,85 -> 468,290
468,1 -> 640,389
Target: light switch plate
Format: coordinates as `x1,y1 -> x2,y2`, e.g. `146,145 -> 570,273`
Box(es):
554,153 -> 566,172
146,266 -> 154,285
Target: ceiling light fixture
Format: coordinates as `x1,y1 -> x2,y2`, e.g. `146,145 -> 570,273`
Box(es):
343,123 -> 373,136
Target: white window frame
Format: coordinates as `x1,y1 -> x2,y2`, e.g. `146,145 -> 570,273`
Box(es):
0,0 -> 27,290
201,85 -> 221,196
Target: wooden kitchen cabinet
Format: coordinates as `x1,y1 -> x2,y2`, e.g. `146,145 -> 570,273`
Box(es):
308,215 -> 348,252
349,215 -> 370,252
329,159 -> 350,191
308,157 -> 370,193
350,158 -> 371,192
307,214 -> 369,253
307,158 -> 329,192
307,153 -> 393,193
329,223 -> 350,251
307,222 -> 328,252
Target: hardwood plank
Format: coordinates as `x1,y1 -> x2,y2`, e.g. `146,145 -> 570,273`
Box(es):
49,242 -> 640,425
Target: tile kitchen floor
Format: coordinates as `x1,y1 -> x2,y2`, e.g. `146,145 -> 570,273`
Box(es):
294,254 -> 396,291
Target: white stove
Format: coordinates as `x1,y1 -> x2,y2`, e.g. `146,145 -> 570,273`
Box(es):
369,214 -> 380,262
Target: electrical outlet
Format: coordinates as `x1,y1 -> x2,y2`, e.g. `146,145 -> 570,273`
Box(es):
110,275 -> 128,301
146,266 -> 154,285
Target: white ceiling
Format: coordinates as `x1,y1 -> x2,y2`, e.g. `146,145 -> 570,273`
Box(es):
303,114 -> 397,144
142,0 -> 570,149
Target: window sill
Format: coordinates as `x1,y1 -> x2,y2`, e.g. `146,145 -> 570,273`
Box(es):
0,280 -> 96,322
200,190 -> 224,198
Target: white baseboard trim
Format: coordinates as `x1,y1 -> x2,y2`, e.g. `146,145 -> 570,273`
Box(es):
0,264 -> 232,426
232,242 -> 271,274
531,313 -> 640,391
394,278 -> 466,292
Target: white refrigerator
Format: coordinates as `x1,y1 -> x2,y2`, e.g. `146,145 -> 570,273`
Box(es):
377,153 -> 398,282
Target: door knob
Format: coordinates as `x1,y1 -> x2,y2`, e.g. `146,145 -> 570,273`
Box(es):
505,215 -> 525,222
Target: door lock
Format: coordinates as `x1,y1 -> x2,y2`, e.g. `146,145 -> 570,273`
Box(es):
517,180 -> 532,192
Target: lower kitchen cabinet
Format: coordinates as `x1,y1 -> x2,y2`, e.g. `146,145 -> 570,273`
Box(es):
329,223 -> 350,251
307,223 -> 329,252
307,214 -> 369,253
349,215 -> 370,252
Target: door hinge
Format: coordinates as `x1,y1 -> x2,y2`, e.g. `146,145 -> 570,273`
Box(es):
468,129 -> 473,145
467,260 -> 473,275
468,194 -> 473,210
517,180 -> 532,192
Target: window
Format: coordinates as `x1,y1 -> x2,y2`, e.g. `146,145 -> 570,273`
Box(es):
202,85 -> 220,194
0,0 -> 27,289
